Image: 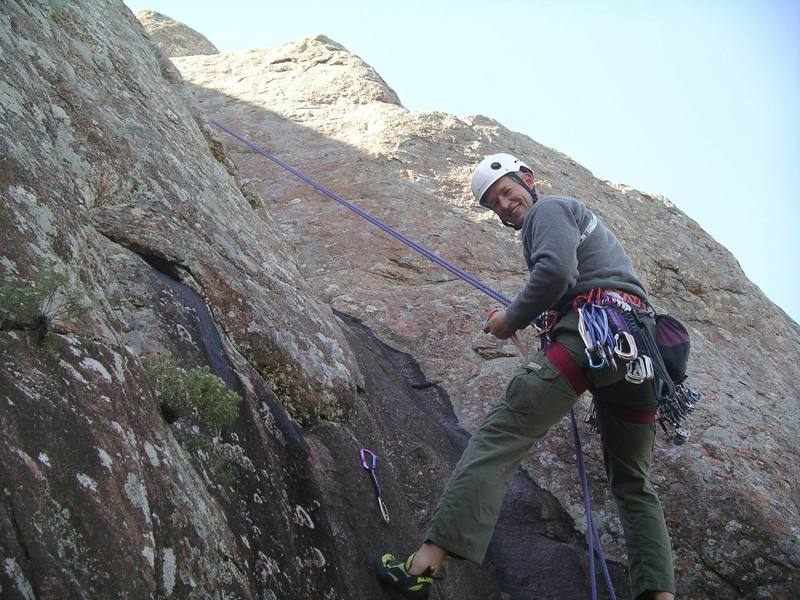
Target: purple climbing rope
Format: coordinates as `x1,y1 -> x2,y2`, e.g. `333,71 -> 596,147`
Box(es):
570,411 -> 617,600
210,119 -> 616,599
210,119 -> 511,307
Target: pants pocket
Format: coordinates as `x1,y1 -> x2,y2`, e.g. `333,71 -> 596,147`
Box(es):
502,357 -> 561,414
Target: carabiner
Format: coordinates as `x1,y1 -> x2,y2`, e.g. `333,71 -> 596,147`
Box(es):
360,448 -> 377,471
378,497 -> 390,524
578,307 -> 595,351
583,400 -> 599,433
614,331 -> 638,361
585,348 -> 605,369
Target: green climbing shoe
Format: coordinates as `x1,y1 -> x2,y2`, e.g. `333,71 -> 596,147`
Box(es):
373,552 -> 434,599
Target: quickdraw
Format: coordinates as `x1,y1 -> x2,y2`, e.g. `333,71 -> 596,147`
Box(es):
360,448 -> 390,525
657,384 -> 701,445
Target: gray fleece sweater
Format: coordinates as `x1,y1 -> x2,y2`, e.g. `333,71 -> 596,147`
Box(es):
505,195 -> 648,328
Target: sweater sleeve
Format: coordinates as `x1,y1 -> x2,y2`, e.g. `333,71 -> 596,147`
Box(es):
505,199 -> 581,328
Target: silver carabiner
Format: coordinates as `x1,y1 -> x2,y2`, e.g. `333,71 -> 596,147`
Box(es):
378,497 -> 390,525
614,331 -> 638,361
578,306 -> 594,351
669,426 -> 690,445
583,400 -> 599,433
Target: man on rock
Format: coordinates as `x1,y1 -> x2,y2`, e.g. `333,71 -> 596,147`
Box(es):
375,153 -> 676,600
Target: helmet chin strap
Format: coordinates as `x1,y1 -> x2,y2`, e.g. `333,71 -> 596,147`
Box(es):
501,217 -> 521,230
500,172 -> 538,230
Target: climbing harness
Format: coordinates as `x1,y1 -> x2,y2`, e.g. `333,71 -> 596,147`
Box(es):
360,448 -> 390,525
564,288 -> 702,444
212,121 -> 613,599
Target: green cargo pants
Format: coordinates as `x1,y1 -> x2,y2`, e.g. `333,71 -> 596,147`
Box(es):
425,311 -> 675,599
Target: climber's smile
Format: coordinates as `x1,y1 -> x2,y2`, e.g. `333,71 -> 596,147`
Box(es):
481,174 -> 535,227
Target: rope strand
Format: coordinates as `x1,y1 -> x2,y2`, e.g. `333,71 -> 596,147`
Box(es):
210,120 -> 512,306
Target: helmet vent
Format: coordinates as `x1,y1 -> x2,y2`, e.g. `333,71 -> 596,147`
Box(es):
490,162 -> 501,169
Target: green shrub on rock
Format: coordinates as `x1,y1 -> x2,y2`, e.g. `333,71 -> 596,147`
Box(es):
0,270 -> 91,345
145,355 -> 241,433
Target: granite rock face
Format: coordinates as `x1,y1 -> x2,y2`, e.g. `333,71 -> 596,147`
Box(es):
174,34 -> 800,599
0,2 -> 495,598
1,2 -> 798,599
135,9 -> 219,57
0,3 -> 589,598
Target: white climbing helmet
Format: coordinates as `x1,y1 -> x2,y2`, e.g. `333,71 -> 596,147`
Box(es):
471,153 -> 533,207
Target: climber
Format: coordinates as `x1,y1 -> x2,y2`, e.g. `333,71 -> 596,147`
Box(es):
374,153 -> 676,600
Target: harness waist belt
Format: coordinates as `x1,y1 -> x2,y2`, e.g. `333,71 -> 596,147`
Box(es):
607,289 -> 647,311
545,342 -> 588,396
554,288 -> 647,320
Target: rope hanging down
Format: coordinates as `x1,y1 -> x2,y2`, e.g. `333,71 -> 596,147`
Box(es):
210,119 -> 615,599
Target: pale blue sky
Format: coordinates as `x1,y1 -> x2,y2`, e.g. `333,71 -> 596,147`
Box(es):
127,0 -> 800,323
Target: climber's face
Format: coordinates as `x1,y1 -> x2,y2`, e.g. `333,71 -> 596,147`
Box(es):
481,172 -> 535,228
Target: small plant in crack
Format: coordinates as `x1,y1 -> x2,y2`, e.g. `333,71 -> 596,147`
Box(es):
145,354 -> 241,434
146,354 -> 243,485
0,269 -> 92,346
